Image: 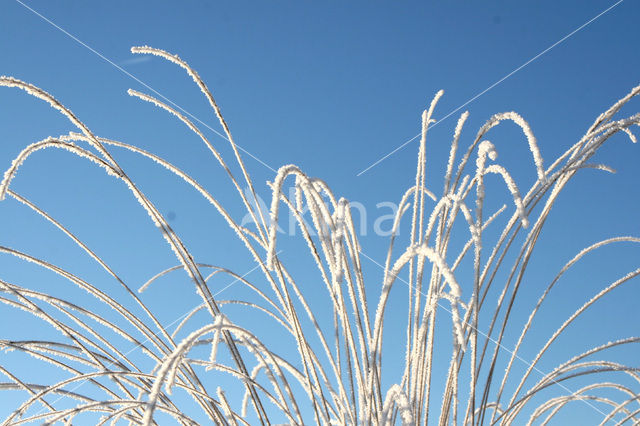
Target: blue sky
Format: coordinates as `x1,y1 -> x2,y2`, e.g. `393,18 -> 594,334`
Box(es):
1,1 -> 639,424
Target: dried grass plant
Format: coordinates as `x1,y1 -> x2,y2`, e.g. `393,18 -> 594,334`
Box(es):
0,47 -> 639,425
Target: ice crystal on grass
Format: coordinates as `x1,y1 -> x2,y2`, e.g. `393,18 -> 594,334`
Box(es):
1,48 -> 639,425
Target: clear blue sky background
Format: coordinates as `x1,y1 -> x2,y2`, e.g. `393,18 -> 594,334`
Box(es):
1,1 -> 639,424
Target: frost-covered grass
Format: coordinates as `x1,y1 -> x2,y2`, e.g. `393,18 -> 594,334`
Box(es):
0,47 -> 639,425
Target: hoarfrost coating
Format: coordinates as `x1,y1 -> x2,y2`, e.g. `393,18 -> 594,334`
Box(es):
1,47 -> 639,425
